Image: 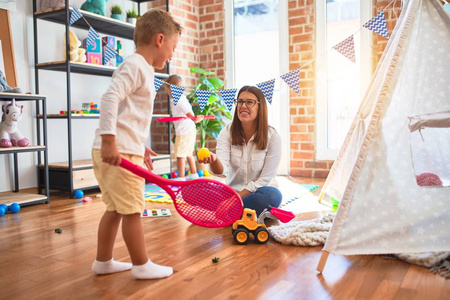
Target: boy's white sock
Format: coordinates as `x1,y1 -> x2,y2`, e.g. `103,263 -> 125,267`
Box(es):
131,259 -> 173,280
92,258 -> 132,275
186,173 -> 199,180
172,177 -> 186,181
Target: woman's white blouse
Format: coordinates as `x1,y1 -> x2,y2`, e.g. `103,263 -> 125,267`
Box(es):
215,124 -> 282,192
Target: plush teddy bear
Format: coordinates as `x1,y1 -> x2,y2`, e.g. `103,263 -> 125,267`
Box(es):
39,0 -> 72,11
66,30 -> 87,63
0,70 -> 22,93
80,0 -> 108,16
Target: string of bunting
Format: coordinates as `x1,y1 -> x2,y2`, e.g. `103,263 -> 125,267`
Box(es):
70,5 -> 118,64
158,0 -> 395,112
69,2 -> 394,112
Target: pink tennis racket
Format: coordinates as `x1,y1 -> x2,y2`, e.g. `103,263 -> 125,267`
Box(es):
156,115 -> 216,122
120,158 -> 243,228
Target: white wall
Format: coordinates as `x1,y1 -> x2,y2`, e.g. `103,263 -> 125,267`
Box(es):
0,0 -> 139,192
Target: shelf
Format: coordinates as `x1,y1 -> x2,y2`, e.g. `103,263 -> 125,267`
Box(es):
37,113 -> 170,119
0,145 -> 46,154
41,155 -> 171,170
0,92 -> 46,101
0,192 -> 48,206
36,61 -> 170,78
35,7 -> 135,39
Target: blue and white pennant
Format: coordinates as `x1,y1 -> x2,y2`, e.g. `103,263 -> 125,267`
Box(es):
256,79 -> 276,104
333,35 -> 356,63
219,89 -> 237,112
195,90 -> 213,112
154,78 -> 164,92
69,6 -> 83,25
103,44 -> 117,63
87,27 -> 101,46
363,10 -> 389,39
170,84 -> 186,106
280,68 -> 300,94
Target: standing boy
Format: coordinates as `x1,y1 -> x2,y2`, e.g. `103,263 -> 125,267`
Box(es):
91,9 -> 182,280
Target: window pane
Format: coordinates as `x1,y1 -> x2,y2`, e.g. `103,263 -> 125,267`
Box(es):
326,0 -> 361,150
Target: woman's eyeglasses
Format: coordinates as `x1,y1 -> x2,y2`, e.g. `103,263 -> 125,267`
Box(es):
234,99 -> 260,107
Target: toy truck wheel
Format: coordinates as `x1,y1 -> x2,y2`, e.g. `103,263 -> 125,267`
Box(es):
255,227 -> 270,244
234,228 -> 250,245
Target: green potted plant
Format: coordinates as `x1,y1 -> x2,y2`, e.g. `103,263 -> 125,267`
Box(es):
110,5 -> 123,21
186,67 -> 233,151
126,9 -> 138,25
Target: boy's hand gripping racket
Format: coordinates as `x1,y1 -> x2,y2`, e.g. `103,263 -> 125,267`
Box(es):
156,115 -> 215,122
120,158 -> 243,228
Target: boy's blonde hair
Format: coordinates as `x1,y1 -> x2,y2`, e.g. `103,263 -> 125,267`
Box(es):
134,9 -> 182,47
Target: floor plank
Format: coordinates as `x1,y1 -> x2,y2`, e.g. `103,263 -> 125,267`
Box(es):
0,177 -> 448,300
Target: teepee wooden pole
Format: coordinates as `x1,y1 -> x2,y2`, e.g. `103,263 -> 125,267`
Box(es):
317,250 -> 330,273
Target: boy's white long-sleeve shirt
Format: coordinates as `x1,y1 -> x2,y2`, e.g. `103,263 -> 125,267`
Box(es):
92,54 -> 155,156
215,124 -> 282,193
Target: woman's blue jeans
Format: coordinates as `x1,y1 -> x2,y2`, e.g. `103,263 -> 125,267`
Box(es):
242,186 -> 282,216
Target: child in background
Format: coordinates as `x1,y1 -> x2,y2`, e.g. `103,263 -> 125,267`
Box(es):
166,75 -> 203,180
91,9 -> 182,280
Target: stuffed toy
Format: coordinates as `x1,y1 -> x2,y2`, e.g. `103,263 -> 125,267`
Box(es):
80,0 -> 108,16
39,0 -> 72,11
0,99 -> 29,148
0,70 -> 22,93
66,30 -> 87,63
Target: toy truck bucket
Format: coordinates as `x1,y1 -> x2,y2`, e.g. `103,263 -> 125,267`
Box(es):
269,207 -> 295,223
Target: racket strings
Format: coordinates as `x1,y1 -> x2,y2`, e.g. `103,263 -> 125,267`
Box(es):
175,181 -> 242,227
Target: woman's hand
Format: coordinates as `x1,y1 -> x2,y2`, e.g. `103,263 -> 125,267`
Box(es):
144,146 -> 158,170
198,152 -> 217,165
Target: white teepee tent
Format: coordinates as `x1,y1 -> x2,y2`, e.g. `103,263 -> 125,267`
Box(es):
317,0 -> 450,271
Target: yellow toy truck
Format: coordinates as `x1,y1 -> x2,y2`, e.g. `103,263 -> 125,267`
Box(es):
232,206 -> 295,245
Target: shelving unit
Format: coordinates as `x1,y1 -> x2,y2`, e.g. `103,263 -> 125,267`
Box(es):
33,0 -> 171,197
0,92 -> 49,206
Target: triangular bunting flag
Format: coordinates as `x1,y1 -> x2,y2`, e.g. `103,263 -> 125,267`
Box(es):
170,84 -> 186,106
103,44 -> 117,63
87,27 -> 101,46
219,89 -> 237,112
363,10 -> 389,39
69,6 -> 83,25
195,90 -> 213,112
256,79 -> 276,104
333,35 -> 356,63
154,78 -> 164,92
280,68 -> 300,94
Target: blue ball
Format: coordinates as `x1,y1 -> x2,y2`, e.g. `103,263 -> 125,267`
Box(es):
0,204 -> 7,212
197,170 -> 204,177
74,190 -> 84,199
9,203 -> 20,214
0,206 -> 5,217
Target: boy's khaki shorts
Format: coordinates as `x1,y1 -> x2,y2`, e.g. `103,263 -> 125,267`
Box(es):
92,149 -> 145,215
174,130 -> 196,158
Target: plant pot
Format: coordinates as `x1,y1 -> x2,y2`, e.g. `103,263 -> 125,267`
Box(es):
111,14 -> 123,21
126,18 -> 137,25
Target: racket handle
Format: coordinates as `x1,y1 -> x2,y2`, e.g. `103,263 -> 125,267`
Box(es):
120,158 -> 151,182
191,115 -> 215,120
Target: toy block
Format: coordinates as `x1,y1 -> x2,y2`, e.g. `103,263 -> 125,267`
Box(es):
116,55 -> 124,67
102,36 -> 116,49
83,38 -> 102,54
102,46 -> 117,67
87,52 -> 102,65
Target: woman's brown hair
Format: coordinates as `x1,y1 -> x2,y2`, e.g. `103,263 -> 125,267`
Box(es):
230,85 -> 269,150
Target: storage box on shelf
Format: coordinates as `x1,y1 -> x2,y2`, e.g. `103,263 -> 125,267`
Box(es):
0,92 -> 49,206
33,1 -> 171,197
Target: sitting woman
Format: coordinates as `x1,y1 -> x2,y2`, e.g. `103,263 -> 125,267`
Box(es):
200,85 -> 282,216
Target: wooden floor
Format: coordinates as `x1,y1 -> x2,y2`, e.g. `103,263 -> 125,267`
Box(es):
0,177 -> 448,300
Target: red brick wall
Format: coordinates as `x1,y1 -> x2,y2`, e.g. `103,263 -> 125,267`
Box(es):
147,0 -> 403,177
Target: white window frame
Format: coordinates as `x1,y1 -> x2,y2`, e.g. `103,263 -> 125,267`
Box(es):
316,0 -> 372,160
224,0 -> 290,175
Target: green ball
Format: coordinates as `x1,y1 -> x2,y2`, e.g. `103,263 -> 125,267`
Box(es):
161,174 -> 169,179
